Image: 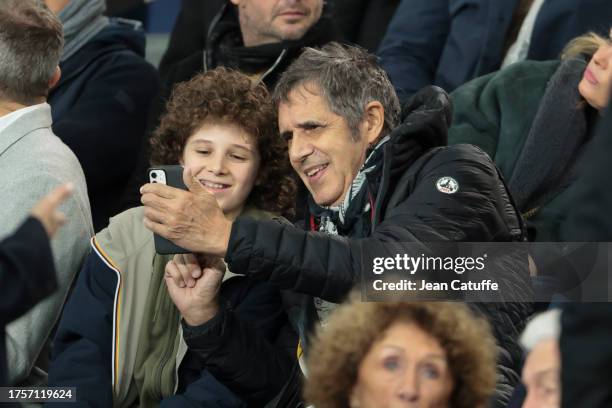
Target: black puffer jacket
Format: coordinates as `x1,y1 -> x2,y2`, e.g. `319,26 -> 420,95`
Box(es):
224,88 -> 532,407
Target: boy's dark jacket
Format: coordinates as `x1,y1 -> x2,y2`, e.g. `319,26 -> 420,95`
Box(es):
47,207 -> 292,407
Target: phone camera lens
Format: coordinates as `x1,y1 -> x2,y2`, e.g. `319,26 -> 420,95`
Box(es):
151,172 -> 157,179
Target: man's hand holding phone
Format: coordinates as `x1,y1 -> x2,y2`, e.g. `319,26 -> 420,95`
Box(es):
141,166 -> 232,257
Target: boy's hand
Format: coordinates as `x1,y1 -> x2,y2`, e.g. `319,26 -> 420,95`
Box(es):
165,253 -> 225,326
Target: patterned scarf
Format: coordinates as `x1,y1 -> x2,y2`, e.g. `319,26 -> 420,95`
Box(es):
308,135 -> 391,322
311,135 -> 390,235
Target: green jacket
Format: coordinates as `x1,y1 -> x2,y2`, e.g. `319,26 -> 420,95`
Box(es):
448,59 -> 599,241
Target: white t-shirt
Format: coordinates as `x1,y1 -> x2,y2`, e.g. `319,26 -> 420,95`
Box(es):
501,0 -> 546,68
0,103 -> 48,135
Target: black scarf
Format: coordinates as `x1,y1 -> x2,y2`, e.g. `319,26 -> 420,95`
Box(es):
207,4 -> 342,87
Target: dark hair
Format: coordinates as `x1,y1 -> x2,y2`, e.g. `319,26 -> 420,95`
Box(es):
151,67 -> 296,217
305,298 -> 497,408
0,0 -> 63,104
273,42 -> 401,139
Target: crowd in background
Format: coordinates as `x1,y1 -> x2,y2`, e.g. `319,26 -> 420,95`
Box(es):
1,0 -> 612,407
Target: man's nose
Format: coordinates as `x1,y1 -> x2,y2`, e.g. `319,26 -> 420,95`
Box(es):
288,133 -> 314,165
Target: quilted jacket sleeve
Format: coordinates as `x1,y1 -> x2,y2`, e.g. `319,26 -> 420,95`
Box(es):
225,144 -> 525,301
225,144 -> 531,407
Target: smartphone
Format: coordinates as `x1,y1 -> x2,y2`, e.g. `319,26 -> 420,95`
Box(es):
148,165 -> 190,254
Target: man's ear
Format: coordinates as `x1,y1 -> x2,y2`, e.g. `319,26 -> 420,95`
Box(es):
362,100 -> 385,145
229,0 -> 240,5
48,66 -> 61,90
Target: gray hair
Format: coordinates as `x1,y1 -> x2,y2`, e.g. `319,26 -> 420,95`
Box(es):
0,0 -> 64,104
520,309 -> 562,351
273,42 -> 401,139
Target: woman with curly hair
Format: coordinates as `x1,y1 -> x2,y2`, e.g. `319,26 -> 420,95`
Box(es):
47,67 -> 297,407
304,298 -> 497,408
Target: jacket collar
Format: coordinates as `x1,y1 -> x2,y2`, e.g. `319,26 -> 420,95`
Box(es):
53,19 -> 145,93
508,58 -> 589,211
367,88 -> 451,195
0,103 -> 52,156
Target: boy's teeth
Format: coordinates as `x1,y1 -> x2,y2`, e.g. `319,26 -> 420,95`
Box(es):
202,181 -> 226,189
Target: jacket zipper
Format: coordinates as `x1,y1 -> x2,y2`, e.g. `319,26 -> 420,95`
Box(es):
203,3 -> 227,72
153,329 -> 175,398
259,49 -> 287,84
522,206 -> 540,219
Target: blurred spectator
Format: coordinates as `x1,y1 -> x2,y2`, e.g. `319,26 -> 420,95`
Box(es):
379,0 -> 612,103
152,0 -> 338,142
559,102 -> 612,408
449,30 -> 612,242
304,298 -> 497,408
141,43 -> 532,407
449,31 -> 612,303
0,0 -> 93,385
0,184 -> 72,386
520,309 -> 562,408
158,0 -> 338,94
561,303 -> 612,408
45,0 -> 160,231
332,0 -> 400,52
562,84 -> 612,240
48,69 -> 296,407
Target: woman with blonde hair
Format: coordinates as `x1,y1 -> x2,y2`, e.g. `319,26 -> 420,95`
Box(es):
304,298 -> 497,408
449,28 -> 612,243
448,29 -> 612,304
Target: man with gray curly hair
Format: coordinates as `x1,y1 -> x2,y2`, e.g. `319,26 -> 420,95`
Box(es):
0,0 -> 93,386
141,43 -> 530,406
